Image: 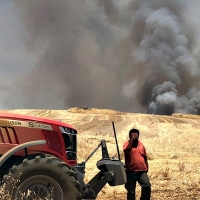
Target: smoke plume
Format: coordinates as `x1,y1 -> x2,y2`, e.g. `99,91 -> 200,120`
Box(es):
3,0 -> 200,115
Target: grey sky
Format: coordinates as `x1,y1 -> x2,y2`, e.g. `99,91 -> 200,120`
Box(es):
0,1 -> 37,108
0,1 -> 35,77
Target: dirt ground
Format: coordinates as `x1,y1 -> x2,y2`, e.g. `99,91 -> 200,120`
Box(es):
1,107 -> 200,200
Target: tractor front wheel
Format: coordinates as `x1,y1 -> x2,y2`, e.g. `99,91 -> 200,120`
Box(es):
3,154 -> 81,200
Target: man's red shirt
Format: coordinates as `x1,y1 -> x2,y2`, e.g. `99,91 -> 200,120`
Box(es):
123,140 -> 147,172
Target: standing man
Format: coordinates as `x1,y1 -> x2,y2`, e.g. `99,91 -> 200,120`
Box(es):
123,128 -> 151,200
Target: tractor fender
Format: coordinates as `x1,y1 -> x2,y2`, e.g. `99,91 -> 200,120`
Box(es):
0,140 -> 46,168
72,167 -> 86,190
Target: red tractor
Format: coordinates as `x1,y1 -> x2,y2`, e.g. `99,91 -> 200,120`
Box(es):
0,112 -> 126,199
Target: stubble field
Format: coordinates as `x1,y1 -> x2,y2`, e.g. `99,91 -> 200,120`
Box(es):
1,107 -> 200,200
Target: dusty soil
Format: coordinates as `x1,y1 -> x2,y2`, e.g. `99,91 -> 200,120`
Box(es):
1,107 -> 200,200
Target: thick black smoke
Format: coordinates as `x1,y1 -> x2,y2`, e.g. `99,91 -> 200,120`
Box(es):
3,0 -> 200,115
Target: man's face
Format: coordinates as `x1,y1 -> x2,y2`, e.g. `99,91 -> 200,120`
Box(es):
131,132 -> 139,139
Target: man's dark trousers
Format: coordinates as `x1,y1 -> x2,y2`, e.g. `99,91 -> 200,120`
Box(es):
125,171 -> 151,200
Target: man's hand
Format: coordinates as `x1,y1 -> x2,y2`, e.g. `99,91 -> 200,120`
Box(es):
124,132 -> 139,153
130,132 -> 138,141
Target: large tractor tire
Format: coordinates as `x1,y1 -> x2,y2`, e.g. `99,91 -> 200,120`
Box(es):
3,154 -> 82,200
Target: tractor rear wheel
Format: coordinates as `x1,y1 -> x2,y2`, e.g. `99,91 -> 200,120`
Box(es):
3,154 -> 82,200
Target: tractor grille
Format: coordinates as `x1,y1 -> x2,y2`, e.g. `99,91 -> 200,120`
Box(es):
60,126 -> 77,160
0,127 -> 19,144
59,126 -> 77,135
66,151 -> 76,160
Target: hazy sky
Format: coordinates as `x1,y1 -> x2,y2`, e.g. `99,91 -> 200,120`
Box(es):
1,0 -> 200,115
0,0 -> 37,108
0,1 -> 35,76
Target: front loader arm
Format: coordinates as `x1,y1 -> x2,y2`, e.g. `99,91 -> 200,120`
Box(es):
77,139 -> 126,199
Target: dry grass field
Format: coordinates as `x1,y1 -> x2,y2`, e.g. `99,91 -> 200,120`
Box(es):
1,107 -> 200,200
